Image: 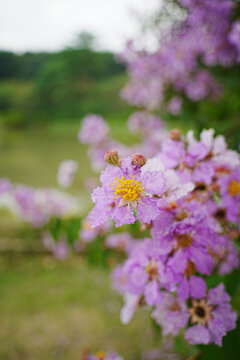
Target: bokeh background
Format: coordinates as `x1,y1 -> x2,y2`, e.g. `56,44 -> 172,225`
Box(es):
0,1 -> 240,359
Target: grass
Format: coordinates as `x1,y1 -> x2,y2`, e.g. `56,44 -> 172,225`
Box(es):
0,254 -> 161,360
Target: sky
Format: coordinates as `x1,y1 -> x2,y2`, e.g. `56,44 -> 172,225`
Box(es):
0,0 -> 159,53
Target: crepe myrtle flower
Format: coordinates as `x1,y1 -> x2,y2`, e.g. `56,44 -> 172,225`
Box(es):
152,293 -> 189,336
89,156 -> 167,227
78,114 -> 109,144
185,283 -> 237,346
151,202 -> 215,276
120,238 -> 176,306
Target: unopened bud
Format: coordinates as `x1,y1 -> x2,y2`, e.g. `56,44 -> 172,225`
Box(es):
170,128 -> 181,141
131,153 -> 147,167
104,150 -> 119,165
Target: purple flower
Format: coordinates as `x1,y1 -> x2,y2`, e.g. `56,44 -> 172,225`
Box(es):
119,238 -> 175,306
185,283 -> 237,346
78,114 -> 109,144
89,157 -> 166,227
152,293 -> 189,336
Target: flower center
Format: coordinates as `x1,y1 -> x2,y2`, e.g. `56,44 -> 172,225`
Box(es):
189,299 -> 214,326
145,259 -> 159,281
228,180 -> 240,197
111,175 -> 144,203
195,305 -> 206,318
169,301 -> 181,312
176,234 -> 193,249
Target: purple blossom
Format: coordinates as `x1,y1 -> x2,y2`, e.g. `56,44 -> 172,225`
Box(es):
152,293 -> 188,336
185,283 -> 237,346
78,114 -> 109,144
89,157 -> 166,227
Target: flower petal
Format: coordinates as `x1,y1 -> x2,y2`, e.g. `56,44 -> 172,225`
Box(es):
112,205 -> 136,227
185,325 -> 210,345
137,197 -> 161,224
141,171 -> 167,195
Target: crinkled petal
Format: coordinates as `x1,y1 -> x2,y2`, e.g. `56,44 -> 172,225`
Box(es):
128,267 -> 148,294
213,304 -> 237,332
88,205 -> 111,228
188,142 -> 209,160
208,283 -> 231,305
144,280 -> 163,306
189,247 -> 213,275
112,205 -> 136,227
137,197 -> 161,224
185,325 -> 210,345
141,171 -> 167,195
192,162 -> 214,186
178,277 -> 190,301
120,293 -> 139,324
121,156 -> 140,177
189,276 -> 207,299
168,249 -> 188,274
208,318 -> 226,346
166,182 -> 195,202
200,129 -> 214,150
100,165 -> 123,187
91,186 -> 112,204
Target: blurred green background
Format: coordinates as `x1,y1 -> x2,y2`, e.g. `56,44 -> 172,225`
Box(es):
0,34 -> 240,359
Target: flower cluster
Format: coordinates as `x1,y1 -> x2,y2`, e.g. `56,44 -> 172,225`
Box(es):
0,178 -> 80,227
119,0 -> 240,110
88,128 -> 239,346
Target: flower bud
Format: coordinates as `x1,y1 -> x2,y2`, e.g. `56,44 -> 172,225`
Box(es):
131,153 -> 146,167
170,128 -> 181,140
104,150 -> 119,165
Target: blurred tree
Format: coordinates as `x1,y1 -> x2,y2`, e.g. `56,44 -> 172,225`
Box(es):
0,51 -> 19,79
71,31 -> 97,50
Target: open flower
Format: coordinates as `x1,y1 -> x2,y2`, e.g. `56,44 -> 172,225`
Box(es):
185,283 -> 237,346
89,157 -> 166,227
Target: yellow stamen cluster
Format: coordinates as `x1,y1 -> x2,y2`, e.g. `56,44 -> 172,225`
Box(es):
228,180 -> 240,197
111,175 -> 144,203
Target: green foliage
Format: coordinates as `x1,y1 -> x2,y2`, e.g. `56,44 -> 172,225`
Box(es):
0,48 -> 130,126
162,66 -> 240,149
0,51 -> 20,79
